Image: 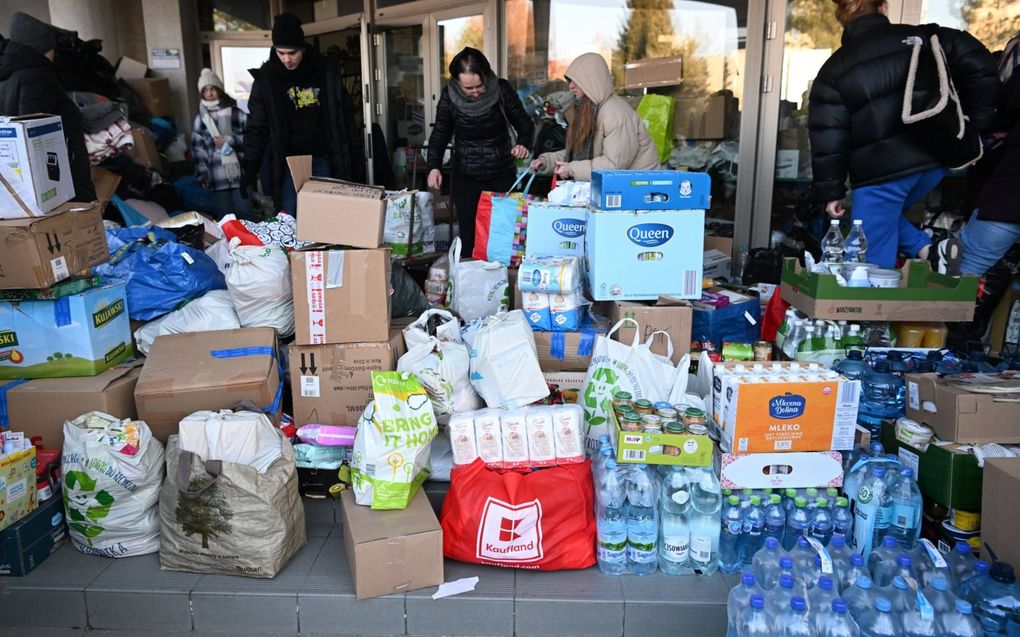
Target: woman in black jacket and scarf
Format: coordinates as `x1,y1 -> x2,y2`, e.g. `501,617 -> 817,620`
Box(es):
808,0 -> 998,271
426,48 -> 534,257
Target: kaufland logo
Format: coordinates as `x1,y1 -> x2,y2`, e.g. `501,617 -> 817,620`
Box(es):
769,393 -> 807,419
476,497 -> 543,563
627,223 -> 673,247
552,218 -> 585,238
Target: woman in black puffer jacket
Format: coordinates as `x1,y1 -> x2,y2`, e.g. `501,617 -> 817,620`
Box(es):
426,47 -> 534,257
808,0 -> 998,270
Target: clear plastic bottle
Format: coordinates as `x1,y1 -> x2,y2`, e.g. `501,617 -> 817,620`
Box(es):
832,349 -> 870,382
810,498 -> 835,547
973,561 -> 1020,634
720,495 -> 745,574
810,575 -> 840,621
828,534 -> 854,588
843,576 -> 876,618
765,493 -> 787,544
779,555 -> 811,599
883,575 -> 913,612
796,325 -> 822,362
959,559 -> 990,604
923,576 -> 957,614
869,536 -> 902,586
901,598 -> 940,637
852,467 -> 892,558
893,555 -> 917,589
791,536 -> 820,582
595,459 -> 629,575
816,598 -> 861,637
858,360 -> 906,432
785,497 -> 811,551
842,554 -> 870,595
754,537 -> 787,590
784,320 -> 809,360
784,488 -> 800,513
768,573 -> 802,615
857,597 -> 901,637
832,498 -> 853,538
737,593 -> 773,637
727,572 -> 761,637
823,219 -> 845,263
944,541 -> 976,597
887,468 -> 922,550
658,465 -> 692,575
844,219 -> 868,264
742,495 -> 767,566
592,444 -> 613,484
689,466 -> 722,575
776,308 -> 801,353
625,464 -> 658,575
939,599 -> 982,637
776,595 -> 815,637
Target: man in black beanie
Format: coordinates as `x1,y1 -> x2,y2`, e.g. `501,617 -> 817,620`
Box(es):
0,12 -> 96,202
243,12 -> 357,214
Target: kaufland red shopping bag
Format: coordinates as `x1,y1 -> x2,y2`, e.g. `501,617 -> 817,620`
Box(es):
440,459 -> 596,571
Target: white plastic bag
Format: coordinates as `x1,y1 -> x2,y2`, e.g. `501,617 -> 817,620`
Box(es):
580,318 -> 680,453
62,412 -> 165,557
447,236 -> 508,322
403,308 -> 463,349
397,336 -> 481,423
205,239 -> 232,276
225,240 -> 294,336
178,410 -> 283,474
469,310 -> 549,410
134,290 -> 241,355
428,430 -> 454,482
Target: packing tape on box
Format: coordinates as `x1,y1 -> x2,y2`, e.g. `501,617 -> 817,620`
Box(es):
53,297 -> 72,327
305,251 -> 328,344
0,379 -> 29,427
547,328 -> 598,361
210,346 -> 284,416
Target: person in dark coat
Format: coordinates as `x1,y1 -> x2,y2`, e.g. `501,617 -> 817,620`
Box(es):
808,0 -> 998,271
426,47 -> 534,257
242,13 -> 357,215
0,12 -> 96,202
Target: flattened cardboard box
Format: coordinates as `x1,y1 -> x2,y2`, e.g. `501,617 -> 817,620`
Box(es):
289,156 -> 385,248
340,489 -> 443,599
134,328 -> 281,442
126,78 -> 172,117
981,457 -> 1020,568
289,341 -> 396,427
291,248 -> 391,345
905,373 -> 1020,444
4,360 -> 142,448
0,202 -> 108,289
606,298 -> 693,364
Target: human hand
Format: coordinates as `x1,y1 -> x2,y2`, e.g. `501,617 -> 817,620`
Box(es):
213,136 -> 225,150
553,161 -> 572,179
510,145 -> 529,160
826,200 -> 846,218
427,169 -> 442,190
530,157 -> 546,172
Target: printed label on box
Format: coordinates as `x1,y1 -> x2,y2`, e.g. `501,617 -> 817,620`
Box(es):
50,256 -> 68,281
899,447 -> 920,475
301,375 -> 320,398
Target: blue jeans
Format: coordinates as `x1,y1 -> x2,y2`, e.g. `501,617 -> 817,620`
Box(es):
279,156 -> 332,216
959,210 -> 1020,276
850,167 -> 947,268
210,187 -> 253,219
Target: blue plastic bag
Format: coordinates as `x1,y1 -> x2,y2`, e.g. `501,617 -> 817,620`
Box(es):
691,293 -> 761,345
95,228 -> 226,320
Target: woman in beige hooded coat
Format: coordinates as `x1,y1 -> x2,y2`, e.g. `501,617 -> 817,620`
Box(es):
531,52 -> 660,180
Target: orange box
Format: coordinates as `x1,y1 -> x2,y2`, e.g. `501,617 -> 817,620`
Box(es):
721,376 -> 859,453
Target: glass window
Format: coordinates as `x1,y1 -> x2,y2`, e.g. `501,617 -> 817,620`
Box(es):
438,15 -> 486,92
198,0 -> 271,32
919,2 -> 1018,51
219,46 -> 271,111
281,0 -> 316,24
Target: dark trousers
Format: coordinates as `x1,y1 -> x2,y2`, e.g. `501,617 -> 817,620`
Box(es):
452,171 -> 517,257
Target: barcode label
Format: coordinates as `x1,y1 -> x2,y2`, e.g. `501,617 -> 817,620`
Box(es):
838,380 -> 860,406
300,375 -> 320,398
908,381 -> 920,410
738,438 -> 748,452
623,449 -> 646,461
684,270 -> 698,296
182,252 -> 195,265
606,194 -> 622,208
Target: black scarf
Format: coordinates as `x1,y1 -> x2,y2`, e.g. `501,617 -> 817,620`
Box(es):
448,71 -> 501,116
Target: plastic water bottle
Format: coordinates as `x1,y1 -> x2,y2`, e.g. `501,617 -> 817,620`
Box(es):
754,537 -> 787,590
816,598 -> 861,637
844,219 -> 868,264
689,466 -> 722,575
922,576 -> 957,614
592,445 -> 613,483
833,349 -> 870,381
959,559 -> 990,603
973,561 -> 1020,634
626,464 -> 658,575
595,459 -> 628,575
776,596 -> 815,636
828,535 -> 854,587
832,498 -> 853,539
940,599 -> 982,637
727,572 -> 761,637
842,555 -> 870,595
892,555 -> 918,591
901,596 -> 940,637
822,219 -> 845,263
810,575 -> 840,619
944,542 -> 976,596
883,575 -> 913,612
765,494 -> 787,544
720,495 -> 745,574
776,308 -> 801,353
791,536 -> 820,583
844,576 -> 876,618
784,320 -> 809,360
738,593 -> 773,637
858,597 -> 901,637
858,361 -> 905,433
783,488 -> 799,513
870,536 -> 902,586
768,573 -> 801,615
852,467 -> 892,558
742,495 -> 767,566
785,497 -> 811,551
658,465 -> 691,575
810,498 -> 835,547
779,555 -> 812,598
886,468 -> 921,549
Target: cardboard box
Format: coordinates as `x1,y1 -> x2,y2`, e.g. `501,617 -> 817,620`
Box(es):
980,457 -> 1020,568
0,488 -> 67,576
780,258 -> 979,321
606,298 -> 693,364
289,156 -> 385,248
543,371 -> 586,403
673,94 -> 737,140
127,125 -> 160,171
339,489 -> 443,599
590,170 -> 711,211
126,78 -> 172,117
289,341 -> 397,427
609,408 -> 713,466
719,451 -> 844,490
533,328 -> 604,372
3,360 -> 142,448
134,328 -> 281,441
905,373 -> 1020,444
0,115 -> 75,218
388,321 -> 409,361
704,234 -> 733,257
0,283 -> 132,379
623,56 -> 683,89
291,249 -> 391,345
524,203 -> 586,259
0,446 -> 37,532
881,421 -> 982,510
703,249 -> 732,281
115,56 -> 148,80
586,208 -> 705,301
89,167 -> 121,215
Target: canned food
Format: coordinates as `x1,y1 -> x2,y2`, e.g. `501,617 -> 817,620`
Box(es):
656,407 -> 679,421
753,340 -> 773,362
687,424 -> 708,436
621,413 -> 643,432
634,399 -> 654,415
722,342 -> 754,361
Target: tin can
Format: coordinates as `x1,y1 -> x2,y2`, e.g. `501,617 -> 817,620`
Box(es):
621,413 -> 643,432
656,407 -> 679,421
687,423 -> 709,437
634,399 -> 654,415
753,340 -> 773,362
722,342 -> 754,361
640,414 -> 662,431
707,351 -> 723,363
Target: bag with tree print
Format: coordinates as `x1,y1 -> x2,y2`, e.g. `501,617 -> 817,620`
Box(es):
158,424 -> 305,578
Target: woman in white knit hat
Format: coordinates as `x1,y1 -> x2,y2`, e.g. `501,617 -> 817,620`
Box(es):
191,67 -> 252,218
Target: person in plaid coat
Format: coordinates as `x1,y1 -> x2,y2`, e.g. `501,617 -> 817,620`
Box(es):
191,68 -> 253,218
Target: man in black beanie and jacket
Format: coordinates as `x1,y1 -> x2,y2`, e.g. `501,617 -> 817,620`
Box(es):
0,12 -> 96,202
243,12 -> 357,215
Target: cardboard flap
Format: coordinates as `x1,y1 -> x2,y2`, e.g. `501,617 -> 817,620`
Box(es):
287,155 -> 313,193
115,56 -> 148,80
342,490 -> 439,543
14,359 -> 142,394
90,167 -> 121,212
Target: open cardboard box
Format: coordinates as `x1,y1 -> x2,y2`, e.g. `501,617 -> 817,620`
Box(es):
906,372 -> 1020,444
289,156 -> 385,248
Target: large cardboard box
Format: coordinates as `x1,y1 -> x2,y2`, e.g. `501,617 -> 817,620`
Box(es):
524,203 -> 586,259
134,328 -> 281,441
703,249 -> 732,281
289,156 -> 385,248
291,249 -> 391,345
780,258 -> 979,321
719,451 -> 844,490
0,202 -> 108,290
905,373 -> 1020,444
339,490 -> 443,599
980,457 -> 1020,568
289,341 -> 397,427
126,78 -> 172,117
586,208 -> 705,301
543,371 -> 586,403
533,328 -> 604,372
881,421 -> 982,510
0,446 -> 37,533
590,170 -> 711,211
4,360 -> 142,448
623,56 -> 683,89
0,283 -> 132,379
89,167 -> 121,215
127,125 -> 160,171
606,298 -> 693,364
0,115 -> 75,218
0,488 -> 66,576
673,94 -> 737,140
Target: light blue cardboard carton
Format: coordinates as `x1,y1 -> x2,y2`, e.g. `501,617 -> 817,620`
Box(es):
590,170 -> 711,211
524,202 -> 586,259
585,208 -> 705,301
0,283 -> 132,379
